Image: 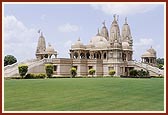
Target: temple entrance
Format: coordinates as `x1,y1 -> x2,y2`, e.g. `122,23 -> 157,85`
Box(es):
125,67 -> 134,76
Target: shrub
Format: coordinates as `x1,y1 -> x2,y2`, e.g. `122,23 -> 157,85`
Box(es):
70,67 -> 77,78
88,68 -> 96,77
129,69 -> 150,78
129,69 -> 138,77
137,69 -> 150,78
37,73 -> 47,78
25,73 -> 46,79
152,76 -> 164,78
109,70 -> 116,77
18,64 -> 28,78
25,73 -> 35,79
45,64 -> 54,78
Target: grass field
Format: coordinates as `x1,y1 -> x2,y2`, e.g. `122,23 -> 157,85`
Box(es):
4,78 -> 164,111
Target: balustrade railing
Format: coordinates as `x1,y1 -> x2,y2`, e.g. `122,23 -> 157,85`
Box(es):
4,58 -> 50,77
128,61 -> 164,75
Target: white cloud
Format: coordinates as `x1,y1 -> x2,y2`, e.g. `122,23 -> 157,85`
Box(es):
4,15 -> 38,62
134,38 -> 153,46
58,23 -> 79,32
90,4 -> 158,15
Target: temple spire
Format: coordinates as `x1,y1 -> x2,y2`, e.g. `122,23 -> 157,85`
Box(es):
125,17 -> 127,24
102,20 -> 105,27
113,14 -> 117,21
96,28 -> 100,36
78,37 -> 80,41
41,32 -> 43,37
117,15 -> 119,22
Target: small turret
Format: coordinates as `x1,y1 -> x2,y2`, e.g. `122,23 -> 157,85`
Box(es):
100,21 -> 109,41
36,32 -> 46,54
96,28 -> 101,36
109,14 -> 121,43
121,17 -> 132,45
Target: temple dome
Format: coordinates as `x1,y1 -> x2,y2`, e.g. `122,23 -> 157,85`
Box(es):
141,51 -> 155,57
95,38 -> 107,49
90,35 -> 108,48
46,43 -> 55,53
87,40 -> 95,48
147,47 -> 156,54
71,38 -> 85,49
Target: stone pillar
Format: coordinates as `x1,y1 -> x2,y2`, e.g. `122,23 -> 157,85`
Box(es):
84,52 -> 87,59
78,51 -> 80,59
54,54 -> 57,58
100,51 -> 103,59
126,52 -> 128,61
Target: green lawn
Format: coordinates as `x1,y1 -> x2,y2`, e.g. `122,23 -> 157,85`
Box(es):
4,78 -> 164,111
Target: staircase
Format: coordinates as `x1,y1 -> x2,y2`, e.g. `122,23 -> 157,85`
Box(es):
128,61 -> 164,76
4,58 -> 52,77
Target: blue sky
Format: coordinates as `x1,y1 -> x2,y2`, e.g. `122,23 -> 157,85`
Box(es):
3,3 -> 165,62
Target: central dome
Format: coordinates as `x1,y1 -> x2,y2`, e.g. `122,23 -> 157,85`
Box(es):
90,35 -> 108,49
95,38 -> 107,49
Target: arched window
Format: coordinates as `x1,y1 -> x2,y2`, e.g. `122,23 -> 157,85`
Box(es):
80,52 -> 85,59
74,52 -> 78,59
94,53 -> 96,59
104,53 -> 106,59
86,52 -> 90,59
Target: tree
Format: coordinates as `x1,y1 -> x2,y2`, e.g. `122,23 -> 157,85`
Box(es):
4,55 -> 17,66
156,58 -> 164,70
70,67 -> 77,78
109,70 -> 116,77
157,64 -> 164,70
18,64 -> 28,78
45,64 -> 54,78
88,68 -> 95,77
156,58 -> 164,65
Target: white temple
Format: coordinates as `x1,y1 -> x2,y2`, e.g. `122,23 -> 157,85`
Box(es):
4,15 -> 164,77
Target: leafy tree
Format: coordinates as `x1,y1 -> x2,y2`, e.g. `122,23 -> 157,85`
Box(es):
45,64 -> 54,78
18,64 -> 28,78
4,55 -> 17,66
156,58 -> 164,65
88,68 -> 95,77
156,58 -> 164,70
157,64 -> 164,70
109,70 -> 116,77
70,67 -> 77,78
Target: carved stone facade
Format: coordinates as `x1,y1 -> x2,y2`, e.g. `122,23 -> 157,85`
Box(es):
32,15 -> 158,77
36,32 -> 57,60
4,15 -> 163,78
69,15 -> 133,76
